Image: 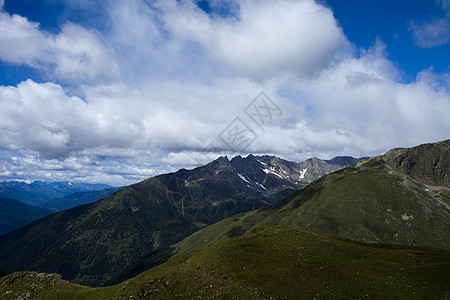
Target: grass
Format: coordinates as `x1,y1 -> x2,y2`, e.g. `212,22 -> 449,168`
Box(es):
1,226 -> 449,299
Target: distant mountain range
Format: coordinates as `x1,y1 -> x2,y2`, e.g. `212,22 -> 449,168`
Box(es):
0,181 -> 114,206
0,154 -> 362,286
0,182 -> 119,235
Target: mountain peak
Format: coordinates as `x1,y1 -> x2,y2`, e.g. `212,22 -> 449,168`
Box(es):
383,139 -> 450,186
205,155 -> 231,170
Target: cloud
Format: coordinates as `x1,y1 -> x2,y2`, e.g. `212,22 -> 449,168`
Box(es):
0,0 -> 349,82
159,0 -> 350,78
0,76 -> 268,159
0,148 -> 175,186
0,11 -> 119,83
410,18 -> 450,48
0,79 -> 154,159
0,80 -> 94,158
287,51 -> 450,156
411,0 -> 450,48
437,0 -> 450,14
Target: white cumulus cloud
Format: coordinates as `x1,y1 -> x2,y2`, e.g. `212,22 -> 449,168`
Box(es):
0,10 -> 119,83
160,0 -> 350,78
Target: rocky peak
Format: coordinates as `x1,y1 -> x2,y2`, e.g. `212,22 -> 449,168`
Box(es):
384,139 -> 449,186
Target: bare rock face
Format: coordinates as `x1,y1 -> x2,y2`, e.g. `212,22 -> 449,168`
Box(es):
384,139 -> 450,186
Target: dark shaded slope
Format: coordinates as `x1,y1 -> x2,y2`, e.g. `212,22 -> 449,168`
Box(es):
0,197 -> 52,235
0,182 -> 196,287
41,187 -> 122,212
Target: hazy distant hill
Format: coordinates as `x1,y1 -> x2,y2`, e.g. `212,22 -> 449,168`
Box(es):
0,197 -> 51,235
41,188 -> 122,212
0,154 -> 359,286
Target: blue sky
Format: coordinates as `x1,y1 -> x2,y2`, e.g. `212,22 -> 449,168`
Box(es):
326,0 -> 450,80
0,0 -> 449,184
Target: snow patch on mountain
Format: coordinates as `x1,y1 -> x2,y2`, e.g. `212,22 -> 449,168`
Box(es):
257,183 -> 267,190
257,160 -> 268,166
237,173 -> 250,184
299,168 -> 307,179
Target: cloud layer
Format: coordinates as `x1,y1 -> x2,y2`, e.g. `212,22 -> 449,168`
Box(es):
0,0 -> 449,185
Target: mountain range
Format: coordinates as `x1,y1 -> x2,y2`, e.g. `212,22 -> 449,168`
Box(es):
0,154 -> 361,286
174,139 -> 450,258
0,181 -> 114,206
0,140 -> 448,299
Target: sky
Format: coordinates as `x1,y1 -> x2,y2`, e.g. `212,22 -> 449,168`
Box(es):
0,0 -> 449,185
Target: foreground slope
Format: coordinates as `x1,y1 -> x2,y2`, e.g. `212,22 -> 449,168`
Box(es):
1,226 -> 449,299
176,140 -> 450,257
0,155 -> 356,286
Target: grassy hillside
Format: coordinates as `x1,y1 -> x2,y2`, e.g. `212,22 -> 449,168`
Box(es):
1,226 -> 449,299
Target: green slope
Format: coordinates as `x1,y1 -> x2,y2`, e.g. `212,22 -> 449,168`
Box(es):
1,226 -> 449,299
175,140 -> 450,257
